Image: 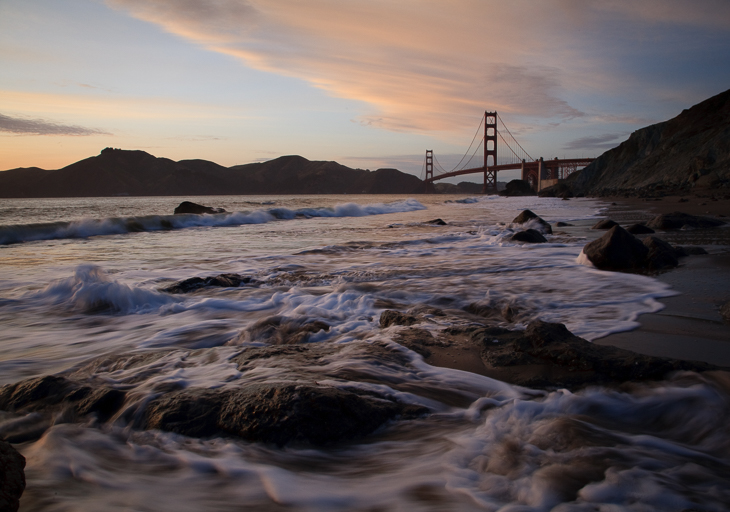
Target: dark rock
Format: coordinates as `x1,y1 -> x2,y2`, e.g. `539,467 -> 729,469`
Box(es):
473,320 -> 722,389
392,328 -> 442,358
626,223 -> 655,234
499,179 -> 535,197
0,375 -> 75,411
555,222 -> 572,227
510,229 -> 547,243
591,219 -> 619,230
145,384 -> 427,446
162,273 -> 254,293
174,201 -> 227,215
642,236 -> 679,270
538,182 -> 573,198
646,211 -> 726,230
380,310 -> 419,328
581,225 -> 649,270
425,218 -> 447,226
0,440 -> 25,512
511,210 -> 552,234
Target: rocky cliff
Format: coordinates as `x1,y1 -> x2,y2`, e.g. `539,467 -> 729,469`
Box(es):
0,149 -> 425,197
571,88 -> 730,197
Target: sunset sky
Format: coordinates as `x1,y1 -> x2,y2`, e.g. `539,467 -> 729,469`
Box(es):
2,0 -> 729,180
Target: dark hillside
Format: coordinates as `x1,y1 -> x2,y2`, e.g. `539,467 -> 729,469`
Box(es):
572,88 -> 730,196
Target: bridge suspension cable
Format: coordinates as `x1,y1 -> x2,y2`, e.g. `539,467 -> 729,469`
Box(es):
496,112 -> 534,163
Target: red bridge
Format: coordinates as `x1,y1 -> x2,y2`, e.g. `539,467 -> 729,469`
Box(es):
423,112 -> 594,193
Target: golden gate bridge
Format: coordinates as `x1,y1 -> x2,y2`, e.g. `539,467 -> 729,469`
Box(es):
422,112 -> 594,193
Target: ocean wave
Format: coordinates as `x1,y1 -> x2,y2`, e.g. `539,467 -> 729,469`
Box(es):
0,199 -> 426,245
33,265 -> 176,314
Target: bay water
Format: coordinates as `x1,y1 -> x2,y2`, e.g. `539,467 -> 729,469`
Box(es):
1,194 -> 728,511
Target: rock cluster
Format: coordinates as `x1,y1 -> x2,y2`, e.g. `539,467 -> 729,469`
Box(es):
510,209 -> 552,243
581,225 -> 702,271
0,344 -> 428,448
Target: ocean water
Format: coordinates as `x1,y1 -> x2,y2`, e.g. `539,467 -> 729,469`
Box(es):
1,194 -> 728,511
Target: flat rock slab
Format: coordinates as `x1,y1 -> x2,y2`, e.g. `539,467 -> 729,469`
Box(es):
469,320 -> 723,390
146,383 -> 426,446
646,211 -> 725,230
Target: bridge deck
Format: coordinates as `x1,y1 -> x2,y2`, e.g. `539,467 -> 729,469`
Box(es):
426,158 -> 594,182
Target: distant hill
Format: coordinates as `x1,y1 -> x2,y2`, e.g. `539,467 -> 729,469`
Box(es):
0,149 -> 426,197
571,88 -> 730,196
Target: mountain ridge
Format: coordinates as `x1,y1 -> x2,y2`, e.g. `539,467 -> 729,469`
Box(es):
0,150 -> 427,197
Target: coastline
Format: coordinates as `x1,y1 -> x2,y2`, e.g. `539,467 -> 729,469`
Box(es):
422,193 -> 730,376
593,194 -> 730,365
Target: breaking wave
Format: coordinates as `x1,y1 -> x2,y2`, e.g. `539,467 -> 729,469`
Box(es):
0,199 -> 426,245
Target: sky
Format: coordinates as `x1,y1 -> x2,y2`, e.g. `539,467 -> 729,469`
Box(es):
1,0 -> 729,182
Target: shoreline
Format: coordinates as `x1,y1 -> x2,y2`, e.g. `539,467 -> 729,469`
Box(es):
422,194 -> 730,376
593,195 -> 730,365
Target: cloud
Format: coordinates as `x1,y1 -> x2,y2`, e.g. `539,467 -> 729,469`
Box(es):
106,0 -> 590,137
563,133 -> 627,151
0,113 -> 111,136
106,0 -> 730,142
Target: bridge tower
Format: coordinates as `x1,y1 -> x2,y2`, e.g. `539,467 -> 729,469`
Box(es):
483,111 -> 498,194
424,149 -> 435,193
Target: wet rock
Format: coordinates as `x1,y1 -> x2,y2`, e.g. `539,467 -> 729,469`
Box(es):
642,236 -> 680,270
555,222 -> 573,227
511,210 -> 552,234
0,375 -> 126,421
380,310 -> 419,328
425,218 -> 447,226
393,328 -> 440,358
626,223 -> 655,235
473,320 -> 723,390
646,211 -> 725,230
173,201 -> 226,215
499,179 -> 535,197
239,315 -> 330,344
162,273 -> 254,293
591,219 -> 619,230
510,229 -> 547,243
581,225 -> 649,271
145,383 -> 427,446
0,440 -> 25,512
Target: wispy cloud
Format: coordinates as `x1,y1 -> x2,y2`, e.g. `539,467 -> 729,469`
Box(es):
563,133 -> 627,151
0,113 -> 111,136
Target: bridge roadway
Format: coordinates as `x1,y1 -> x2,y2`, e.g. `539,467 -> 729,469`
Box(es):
425,158 -> 595,183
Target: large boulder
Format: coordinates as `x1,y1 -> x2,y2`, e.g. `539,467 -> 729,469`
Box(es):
173,201 -> 227,215
0,440 -> 25,512
510,229 -> 547,243
646,211 -> 725,230
145,383 -> 427,446
642,236 -> 680,270
511,210 -> 552,234
581,225 -> 649,270
626,223 -> 655,235
499,179 -> 535,197
592,219 -> 619,230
